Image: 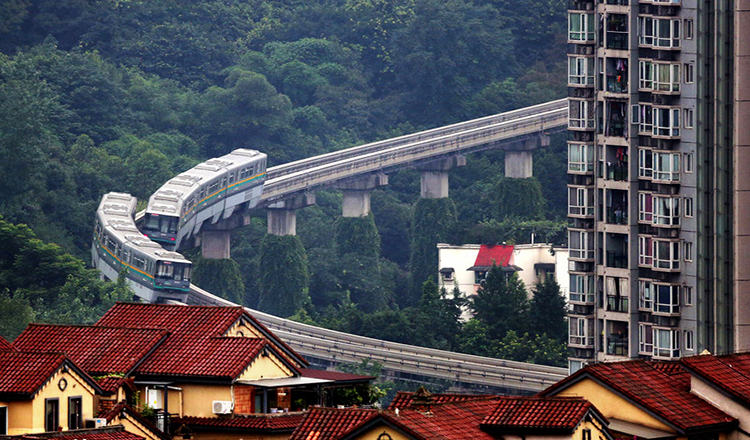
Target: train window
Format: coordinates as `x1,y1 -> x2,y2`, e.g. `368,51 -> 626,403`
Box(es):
208,181 -> 220,194
122,250 -> 130,262
107,237 -> 117,250
228,173 -> 235,184
181,265 -> 191,281
156,262 -> 174,278
133,256 -> 146,269
144,214 -> 160,231
221,177 -> 226,188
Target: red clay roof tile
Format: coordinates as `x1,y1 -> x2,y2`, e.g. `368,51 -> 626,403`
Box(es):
540,360 -> 736,433
96,303 -> 246,337
481,396 -> 599,430
0,351 -> 67,397
289,407 -> 378,440
175,413 -> 306,431
388,392 -> 497,410
6,427 -> 144,440
13,324 -> 168,376
681,352 -> 750,407
0,335 -> 14,351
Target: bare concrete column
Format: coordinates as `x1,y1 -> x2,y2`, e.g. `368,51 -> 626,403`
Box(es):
201,230 -> 231,259
503,134 -> 550,178
734,3 -> 750,351
418,156 -> 466,199
266,193 -> 316,236
338,173 -> 388,217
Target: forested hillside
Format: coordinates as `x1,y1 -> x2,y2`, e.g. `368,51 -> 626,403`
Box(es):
0,0 -> 569,364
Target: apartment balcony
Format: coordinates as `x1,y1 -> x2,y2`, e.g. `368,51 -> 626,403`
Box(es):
606,251 -> 628,268
606,334 -> 629,356
602,0 -> 629,5
606,295 -> 629,313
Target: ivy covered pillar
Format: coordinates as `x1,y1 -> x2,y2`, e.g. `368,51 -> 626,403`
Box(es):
266,193 -> 316,236
408,156 -> 463,303
338,173 -> 388,218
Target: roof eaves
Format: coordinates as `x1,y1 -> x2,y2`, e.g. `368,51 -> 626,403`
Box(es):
679,361 -> 750,408
340,413 -> 421,440
240,311 -> 309,368
124,330 -> 171,377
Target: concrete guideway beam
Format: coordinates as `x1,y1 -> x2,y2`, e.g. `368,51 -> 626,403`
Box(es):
502,134 -> 550,178
199,213 -> 252,259
418,156 -> 466,199
337,173 -> 389,218
266,193 -> 316,236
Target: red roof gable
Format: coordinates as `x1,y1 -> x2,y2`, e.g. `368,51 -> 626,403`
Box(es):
681,352 -> 750,407
175,414 -> 306,432
291,399 -> 503,440
388,391 -> 497,410
0,351 -> 67,397
481,396 -> 602,430
0,335 -> 14,351
13,324 -> 168,376
472,244 -> 514,268
540,360 -> 736,433
289,407 -> 378,440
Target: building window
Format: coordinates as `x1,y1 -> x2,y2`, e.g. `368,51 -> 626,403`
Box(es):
684,19 -> 694,39
474,271 -> 486,285
684,241 -> 693,262
684,63 -> 695,83
685,330 -> 695,351
569,317 -> 594,347
684,153 -> 694,173
653,107 -> 681,137
69,397 -> 83,430
45,398 -> 59,432
569,230 -> 595,260
684,286 -> 693,306
638,148 -> 653,179
583,429 -> 592,440
0,406 -> 6,435
684,109 -> 694,129
570,274 -> 596,304
653,328 -> 681,358
639,17 -> 681,49
639,193 -> 653,223
652,196 -> 680,226
569,57 -> 595,86
653,152 -> 680,182
569,186 -> 594,216
639,61 -> 681,92
569,143 -> 594,173
639,236 -> 653,267
569,13 -> 595,41
639,323 -> 654,354
684,197 -> 694,217
653,240 -> 681,270
639,280 -> 654,310
637,105 -> 654,134
654,284 -> 680,314
569,100 -> 595,129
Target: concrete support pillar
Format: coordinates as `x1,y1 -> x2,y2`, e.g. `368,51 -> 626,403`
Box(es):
338,173 -> 389,217
201,230 -> 231,259
418,156 -> 466,199
503,134 -> 550,178
266,193 -> 316,236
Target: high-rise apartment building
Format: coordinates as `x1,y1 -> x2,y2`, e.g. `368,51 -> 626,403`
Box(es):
566,0 -> 750,372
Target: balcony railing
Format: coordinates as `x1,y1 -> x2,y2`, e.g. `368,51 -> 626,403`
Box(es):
607,335 -> 628,356
606,163 -> 628,181
606,32 -> 629,50
606,251 -> 628,268
606,208 -> 628,225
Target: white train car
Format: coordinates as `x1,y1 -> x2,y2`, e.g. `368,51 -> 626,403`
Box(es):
92,192 -> 192,303
142,149 -> 266,250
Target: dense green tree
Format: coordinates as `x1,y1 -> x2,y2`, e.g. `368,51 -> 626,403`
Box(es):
472,266 -> 529,340
454,318 -> 494,357
494,331 -> 567,367
494,177 -> 545,221
335,214 -> 381,258
0,290 -> 35,341
257,234 -> 311,317
413,280 -> 464,350
191,257 -> 246,305
409,197 -> 457,304
528,276 -> 568,343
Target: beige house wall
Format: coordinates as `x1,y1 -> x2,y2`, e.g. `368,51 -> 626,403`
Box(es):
690,377 -> 750,440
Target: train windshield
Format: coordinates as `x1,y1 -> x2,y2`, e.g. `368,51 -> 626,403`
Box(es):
157,261 -> 191,282
144,214 -> 179,234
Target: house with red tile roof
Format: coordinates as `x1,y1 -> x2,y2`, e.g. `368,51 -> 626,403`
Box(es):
540,359 -> 739,439
680,351 -> 750,439
11,303 -> 374,440
288,389 -> 612,440
2,425 -> 145,440
0,336 -> 14,351
0,350 -> 104,435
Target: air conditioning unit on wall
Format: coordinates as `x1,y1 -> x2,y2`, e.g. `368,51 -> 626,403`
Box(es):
213,401 -> 233,415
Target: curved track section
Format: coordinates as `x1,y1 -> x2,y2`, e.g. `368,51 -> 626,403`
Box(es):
188,285 -> 567,394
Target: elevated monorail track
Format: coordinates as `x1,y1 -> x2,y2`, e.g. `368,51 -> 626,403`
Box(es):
188,285 -> 568,394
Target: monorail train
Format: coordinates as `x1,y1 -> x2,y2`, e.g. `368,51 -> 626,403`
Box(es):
92,192 -> 192,304
141,149 -> 267,250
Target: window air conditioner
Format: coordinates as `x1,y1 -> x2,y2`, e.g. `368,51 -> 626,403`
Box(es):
212,401 -> 233,415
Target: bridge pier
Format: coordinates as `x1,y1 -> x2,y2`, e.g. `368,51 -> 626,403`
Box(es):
200,213 -> 252,259
338,173 -> 389,217
267,193 -> 316,236
503,134 -> 550,178
418,156 -> 466,199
